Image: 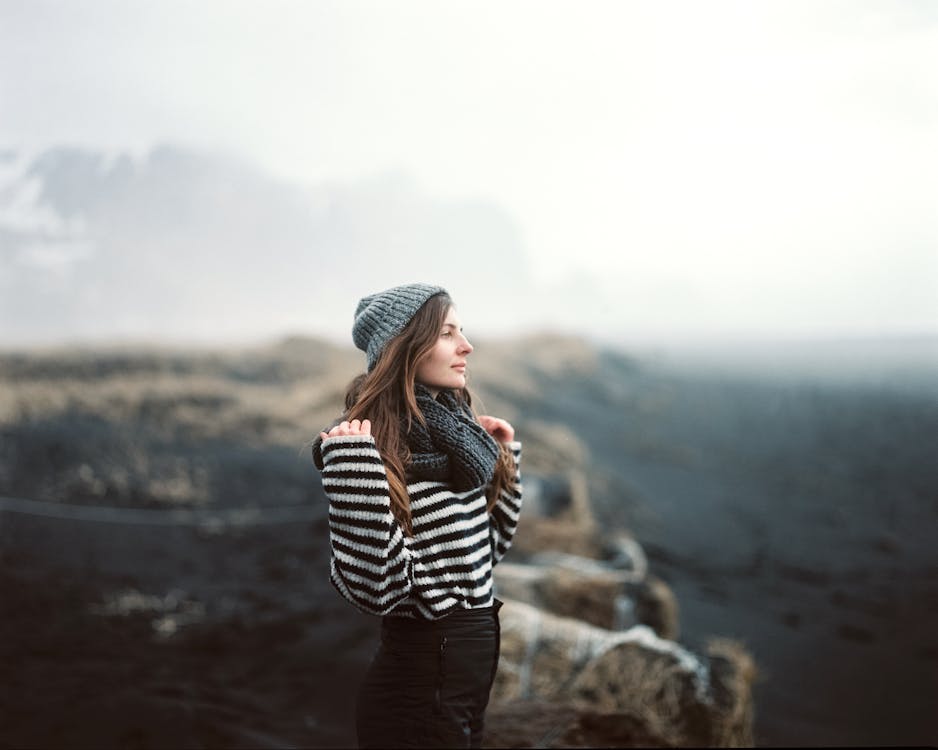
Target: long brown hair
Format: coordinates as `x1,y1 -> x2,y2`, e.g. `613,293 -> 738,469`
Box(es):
341,292 -> 516,536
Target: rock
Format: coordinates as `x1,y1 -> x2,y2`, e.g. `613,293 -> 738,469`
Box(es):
630,574 -> 680,641
483,699 -> 667,748
705,637 -> 758,747
508,470 -> 602,558
494,547 -> 679,638
491,599 -> 756,747
599,532 -> 649,574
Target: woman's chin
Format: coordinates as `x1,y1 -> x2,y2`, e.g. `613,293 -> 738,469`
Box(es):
441,377 -> 466,392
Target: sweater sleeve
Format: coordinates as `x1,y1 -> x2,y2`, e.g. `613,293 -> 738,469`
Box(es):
319,434 -> 414,615
489,440 -> 523,566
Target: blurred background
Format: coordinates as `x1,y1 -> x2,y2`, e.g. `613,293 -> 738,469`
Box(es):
3,0 -> 936,350
1,1 -> 937,747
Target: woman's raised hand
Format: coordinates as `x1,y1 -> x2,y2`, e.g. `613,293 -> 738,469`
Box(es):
478,415 -> 515,443
320,419 -> 372,441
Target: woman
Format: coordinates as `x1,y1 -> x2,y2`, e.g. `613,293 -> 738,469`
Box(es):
311,282 -> 524,749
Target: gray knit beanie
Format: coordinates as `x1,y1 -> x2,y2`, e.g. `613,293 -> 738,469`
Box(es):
353,282 -> 448,371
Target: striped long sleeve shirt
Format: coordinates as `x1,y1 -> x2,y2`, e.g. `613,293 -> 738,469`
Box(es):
318,434 -> 523,620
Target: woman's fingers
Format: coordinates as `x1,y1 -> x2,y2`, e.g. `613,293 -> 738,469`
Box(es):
498,424 -> 515,442
322,418 -> 372,439
480,415 -> 506,432
478,415 -> 496,432
478,415 -> 515,442
324,421 -> 349,438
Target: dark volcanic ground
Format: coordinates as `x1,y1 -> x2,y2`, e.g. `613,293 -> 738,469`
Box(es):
1,506 -> 376,749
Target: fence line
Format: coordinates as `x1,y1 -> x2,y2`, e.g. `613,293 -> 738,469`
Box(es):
0,495 -> 323,526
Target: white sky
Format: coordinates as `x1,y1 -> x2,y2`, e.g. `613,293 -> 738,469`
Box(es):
2,0 -> 937,341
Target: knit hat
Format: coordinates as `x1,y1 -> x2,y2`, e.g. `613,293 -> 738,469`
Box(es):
353,282 -> 448,371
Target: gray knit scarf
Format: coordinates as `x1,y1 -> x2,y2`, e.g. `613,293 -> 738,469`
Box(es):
311,383 -> 499,491
405,383 -> 500,490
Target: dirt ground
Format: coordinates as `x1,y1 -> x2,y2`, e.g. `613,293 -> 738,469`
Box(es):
1,508 -> 376,749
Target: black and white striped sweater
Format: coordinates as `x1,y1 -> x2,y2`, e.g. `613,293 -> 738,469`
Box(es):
318,434 -> 523,620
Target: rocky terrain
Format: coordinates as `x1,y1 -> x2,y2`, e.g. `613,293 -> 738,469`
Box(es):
1,334 -> 936,746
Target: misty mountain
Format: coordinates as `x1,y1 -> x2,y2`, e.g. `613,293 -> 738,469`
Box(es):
0,145 -> 554,343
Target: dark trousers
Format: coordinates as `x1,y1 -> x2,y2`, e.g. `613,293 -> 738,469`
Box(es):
355,599 -> 503,749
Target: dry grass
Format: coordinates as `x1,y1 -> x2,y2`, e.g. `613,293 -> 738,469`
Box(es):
0,335 -> 597,511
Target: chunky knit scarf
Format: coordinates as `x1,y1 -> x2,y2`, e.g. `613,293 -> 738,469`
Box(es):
311,383 -> 499,491
405,383 -> 500,490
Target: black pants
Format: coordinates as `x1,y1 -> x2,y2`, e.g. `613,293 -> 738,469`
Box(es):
355,599 -> 503,749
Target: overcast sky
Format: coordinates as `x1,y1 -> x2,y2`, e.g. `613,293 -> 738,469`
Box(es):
2,0 -> 937,343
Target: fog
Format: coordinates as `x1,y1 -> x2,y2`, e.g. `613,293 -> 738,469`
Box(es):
2,1 -> 937,350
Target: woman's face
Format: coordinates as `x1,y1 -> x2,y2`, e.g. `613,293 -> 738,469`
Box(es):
415,306 -> 473,395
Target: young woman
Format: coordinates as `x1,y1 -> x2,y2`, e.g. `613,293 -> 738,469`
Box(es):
311,283 -> 524,749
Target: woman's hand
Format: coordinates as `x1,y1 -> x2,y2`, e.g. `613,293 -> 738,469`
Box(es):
320,419 -> 372,441
478,415 -> 515,443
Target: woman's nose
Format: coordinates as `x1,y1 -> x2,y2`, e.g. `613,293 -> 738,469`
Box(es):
460,336 -> 473,354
